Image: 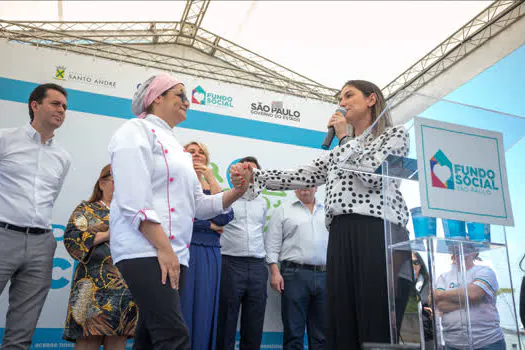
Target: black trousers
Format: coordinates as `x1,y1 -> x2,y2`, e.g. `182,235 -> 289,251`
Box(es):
326,214 -> 410,349
216,255 -> 268,350
117,257 -> 190,350
395,277 -> 413,339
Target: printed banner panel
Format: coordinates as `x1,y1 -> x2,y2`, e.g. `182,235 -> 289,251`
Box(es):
414,117 -> 514,226
0,39 -> 336,132
0,39 -> 333,349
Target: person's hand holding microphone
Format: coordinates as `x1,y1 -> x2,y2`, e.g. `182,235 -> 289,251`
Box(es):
321,107 -> 347,149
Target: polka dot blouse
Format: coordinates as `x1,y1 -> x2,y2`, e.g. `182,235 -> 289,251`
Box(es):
251,126 -> 410,228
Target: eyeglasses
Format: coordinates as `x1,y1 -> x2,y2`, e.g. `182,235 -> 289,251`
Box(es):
412,260 -> 421,266
176,92 -> 189,104
168,90 -> 189,104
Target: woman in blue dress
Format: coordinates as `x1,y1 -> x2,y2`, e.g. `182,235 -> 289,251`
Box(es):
180,141 -> 234,350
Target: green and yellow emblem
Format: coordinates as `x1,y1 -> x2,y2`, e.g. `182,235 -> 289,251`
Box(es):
55,66 -> 66,80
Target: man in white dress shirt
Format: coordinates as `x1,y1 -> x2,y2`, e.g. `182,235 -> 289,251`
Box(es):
0,83 -> 71,349
266,187 -> 328,350
216,156 -> 269,350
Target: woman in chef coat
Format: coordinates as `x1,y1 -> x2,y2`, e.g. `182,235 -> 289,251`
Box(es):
108,73 -> 248,350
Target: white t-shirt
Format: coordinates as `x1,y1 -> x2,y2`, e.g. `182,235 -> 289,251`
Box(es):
436,264 -> 503,348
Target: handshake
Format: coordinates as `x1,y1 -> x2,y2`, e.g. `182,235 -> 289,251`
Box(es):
229,162 -> 256,190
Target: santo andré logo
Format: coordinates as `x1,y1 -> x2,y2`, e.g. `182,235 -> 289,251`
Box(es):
430,149 -> 499,195
191,85 -> 233,108
53,65 -> 117,88
55,66 -> 66,80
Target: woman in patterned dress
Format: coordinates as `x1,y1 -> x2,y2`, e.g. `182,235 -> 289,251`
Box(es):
63,164 -> 137,349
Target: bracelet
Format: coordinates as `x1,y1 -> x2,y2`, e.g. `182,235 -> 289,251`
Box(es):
339,135 -> 350,146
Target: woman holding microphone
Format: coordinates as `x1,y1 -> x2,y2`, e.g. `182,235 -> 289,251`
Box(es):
230,80 -> 410,349
108,73 -> 248,350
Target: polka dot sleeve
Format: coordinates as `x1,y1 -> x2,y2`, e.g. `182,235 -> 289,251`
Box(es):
338,127 -> 409,188
252,151 -> 331,193
245,126 -> 410,228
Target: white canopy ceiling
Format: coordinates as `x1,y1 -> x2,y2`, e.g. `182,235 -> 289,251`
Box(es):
0,0 -> 492,90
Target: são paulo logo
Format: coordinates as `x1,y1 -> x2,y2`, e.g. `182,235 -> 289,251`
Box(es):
430,149 -> 499,195
250,101 -> 301,122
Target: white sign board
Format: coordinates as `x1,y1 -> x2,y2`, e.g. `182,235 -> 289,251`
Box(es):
414,117 -> 514,226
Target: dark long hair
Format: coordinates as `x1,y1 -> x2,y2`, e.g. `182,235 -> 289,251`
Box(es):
413,252 -> 429,291
339,80 -> 392,138
88,164 -> 112,203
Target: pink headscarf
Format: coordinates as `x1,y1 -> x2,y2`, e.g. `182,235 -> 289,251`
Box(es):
131,73 -> 183,118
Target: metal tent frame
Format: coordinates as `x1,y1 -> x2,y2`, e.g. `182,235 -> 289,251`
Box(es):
0,0 -> 523,104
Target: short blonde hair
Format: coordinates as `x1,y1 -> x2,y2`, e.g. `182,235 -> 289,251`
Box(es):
184,141 -> 210,165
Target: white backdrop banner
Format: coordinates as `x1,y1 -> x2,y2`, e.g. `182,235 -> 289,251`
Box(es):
0,39 -> 335,348
414,116 -> 514,226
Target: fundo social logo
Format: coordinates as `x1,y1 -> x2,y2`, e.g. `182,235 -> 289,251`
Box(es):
191,85 -> 233,108
430,149 -> 499,195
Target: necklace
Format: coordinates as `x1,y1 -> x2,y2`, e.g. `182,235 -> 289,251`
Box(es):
99,200 -> 110,209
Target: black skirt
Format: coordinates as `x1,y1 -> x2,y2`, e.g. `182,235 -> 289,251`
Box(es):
326,213 -> 409,349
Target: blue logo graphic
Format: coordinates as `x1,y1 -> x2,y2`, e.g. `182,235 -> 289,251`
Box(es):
51,258 -> 72,289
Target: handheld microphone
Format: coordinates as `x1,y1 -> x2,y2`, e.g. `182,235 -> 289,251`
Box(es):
321,107 -> 347,150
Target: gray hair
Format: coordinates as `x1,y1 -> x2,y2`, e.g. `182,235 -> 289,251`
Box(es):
131,76 -> 155,116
